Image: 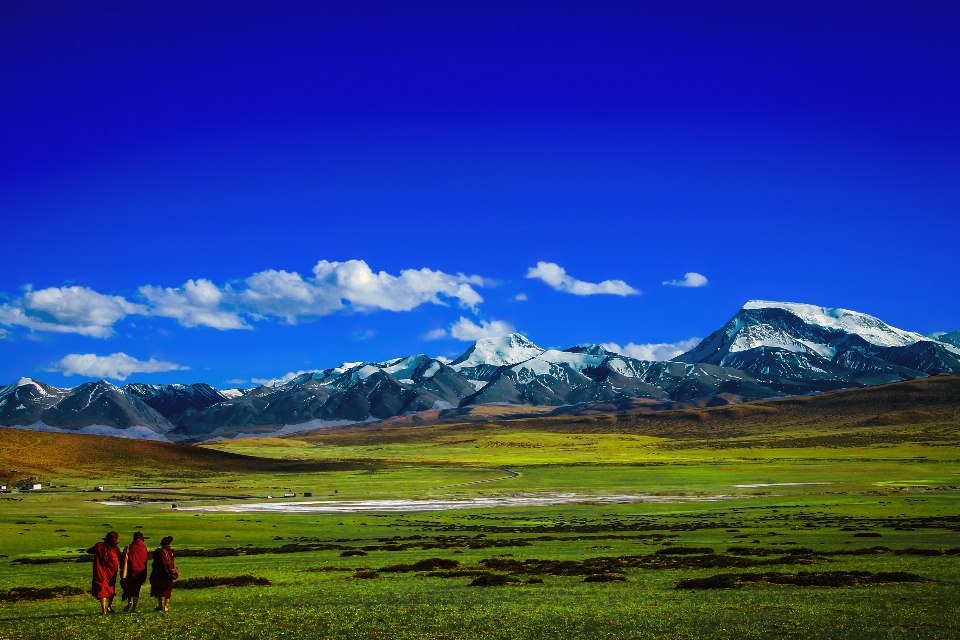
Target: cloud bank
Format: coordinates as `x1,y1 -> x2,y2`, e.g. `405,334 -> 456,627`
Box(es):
0,260 -> 487,337
526,262 -> 638,296
425,317 -> 516,341
601,337 -> 701,361
49,352 -> 189,381
663,272 -> 708,288
0,286 -> 147,338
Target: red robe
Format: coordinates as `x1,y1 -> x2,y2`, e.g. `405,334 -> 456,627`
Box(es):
120,540 -> 149,600
149,547 -> 176,598
89,542 -> 119,599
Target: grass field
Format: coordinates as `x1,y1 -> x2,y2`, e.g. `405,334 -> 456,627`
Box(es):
1,377 -> 959,639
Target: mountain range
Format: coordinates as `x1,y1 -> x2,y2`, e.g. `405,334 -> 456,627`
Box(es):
2,300 -> 958,442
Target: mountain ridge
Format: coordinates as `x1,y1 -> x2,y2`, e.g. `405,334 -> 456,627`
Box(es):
2,300 -> 957,442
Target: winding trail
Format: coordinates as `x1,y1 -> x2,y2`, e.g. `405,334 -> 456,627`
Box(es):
429,467 -> 521,491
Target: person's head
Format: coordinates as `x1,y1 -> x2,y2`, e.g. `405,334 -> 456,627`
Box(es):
160,535 -> 173,548
104,531 -> 119,547
132,531 -> 144,542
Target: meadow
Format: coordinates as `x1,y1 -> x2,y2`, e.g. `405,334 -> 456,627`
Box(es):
1,376 -> 959,639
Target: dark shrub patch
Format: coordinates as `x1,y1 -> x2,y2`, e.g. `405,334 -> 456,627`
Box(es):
177,548 -> 244,558
340,550 -> 368,557
10,557 -> 75,565
727,546 -> 815,557
583,573 -> 626,583
413,558 -> 460,571
353,569 -> 379,579
176,575 -> 271,590
823,546 -> 891,556
853,532 -> 882,538
655,547 -> 714,555
380,558 -> 460,573
480,552 -> 781,577
675,570 -> 928,590
894,548 -> 943,556
0,586 -> 85,603
470,574 -> 513,587
379,564 -> 415,573
526,578 -> 544,584
675,573 -> 740,589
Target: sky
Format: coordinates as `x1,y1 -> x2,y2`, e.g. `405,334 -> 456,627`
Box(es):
1,1 -> 959,388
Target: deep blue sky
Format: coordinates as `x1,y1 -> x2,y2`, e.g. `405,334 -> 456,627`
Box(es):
2,1 -> 958,387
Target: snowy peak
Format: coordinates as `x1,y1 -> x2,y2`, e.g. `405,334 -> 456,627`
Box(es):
565,344 -> 618,357
931,330 -> 960,349
450,333 -> 544,370
675,300 -> 959,387
742,301 -> 926,348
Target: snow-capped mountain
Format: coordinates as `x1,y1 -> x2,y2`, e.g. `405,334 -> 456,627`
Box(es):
2,300 -> 956,442
124,382 -> 229,424
464,344 -> 777,406
932,330 -> 960,349
0,378 -> 72,425
172,355 -> 477,440
0,379 -> 175,439
675,300 -> 960,392
449,334 -> 545,388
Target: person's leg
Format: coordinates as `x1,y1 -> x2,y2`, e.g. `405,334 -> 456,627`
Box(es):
130,596 -> 139,612
100,597 -> 108,615
106,595 -> 115,612
123,596 -> 131,612
163,596 -> 170,611
156,597 -> 164,611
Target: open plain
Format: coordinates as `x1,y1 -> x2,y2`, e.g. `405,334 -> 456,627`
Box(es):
2,376 -> 959,639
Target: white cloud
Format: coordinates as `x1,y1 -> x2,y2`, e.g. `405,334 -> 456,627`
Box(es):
425,317 -> 516,341
0,286 -> 146,338
514,293 -> 528,301
48,352 -> 189,381
452,317 -> 516,341
251,370 -> 318,387
0,260 -> 491,337
663,272 -> 708,288
223,378 -> 248,385
601,337 -> 701,362
435,355 -> 452,364
313,260 -> 484,312
140,279 -> 250,330
526,262 -> 639,296
141,260 -> 487,331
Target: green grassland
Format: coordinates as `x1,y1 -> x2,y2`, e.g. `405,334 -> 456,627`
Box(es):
1,377 -> 959,639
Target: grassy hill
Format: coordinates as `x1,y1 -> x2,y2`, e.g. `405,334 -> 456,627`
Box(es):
0,427 -> 373,484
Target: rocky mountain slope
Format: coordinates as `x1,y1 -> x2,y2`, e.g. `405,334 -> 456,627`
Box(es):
674,301 -> 960,393
0,378 -> 175,439
2,300 -> 957,441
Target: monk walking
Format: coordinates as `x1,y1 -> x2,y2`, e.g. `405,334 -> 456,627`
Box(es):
149,536 -> 177,612
120,532 -> 149,612
87,531 -> 120,614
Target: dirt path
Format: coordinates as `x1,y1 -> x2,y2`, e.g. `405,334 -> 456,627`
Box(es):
428,467 -> 521,491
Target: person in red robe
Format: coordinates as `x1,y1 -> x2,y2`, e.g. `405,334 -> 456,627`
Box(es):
87,531 -> 120,615
120,531 -> 149,612
149,535 -> 177,612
